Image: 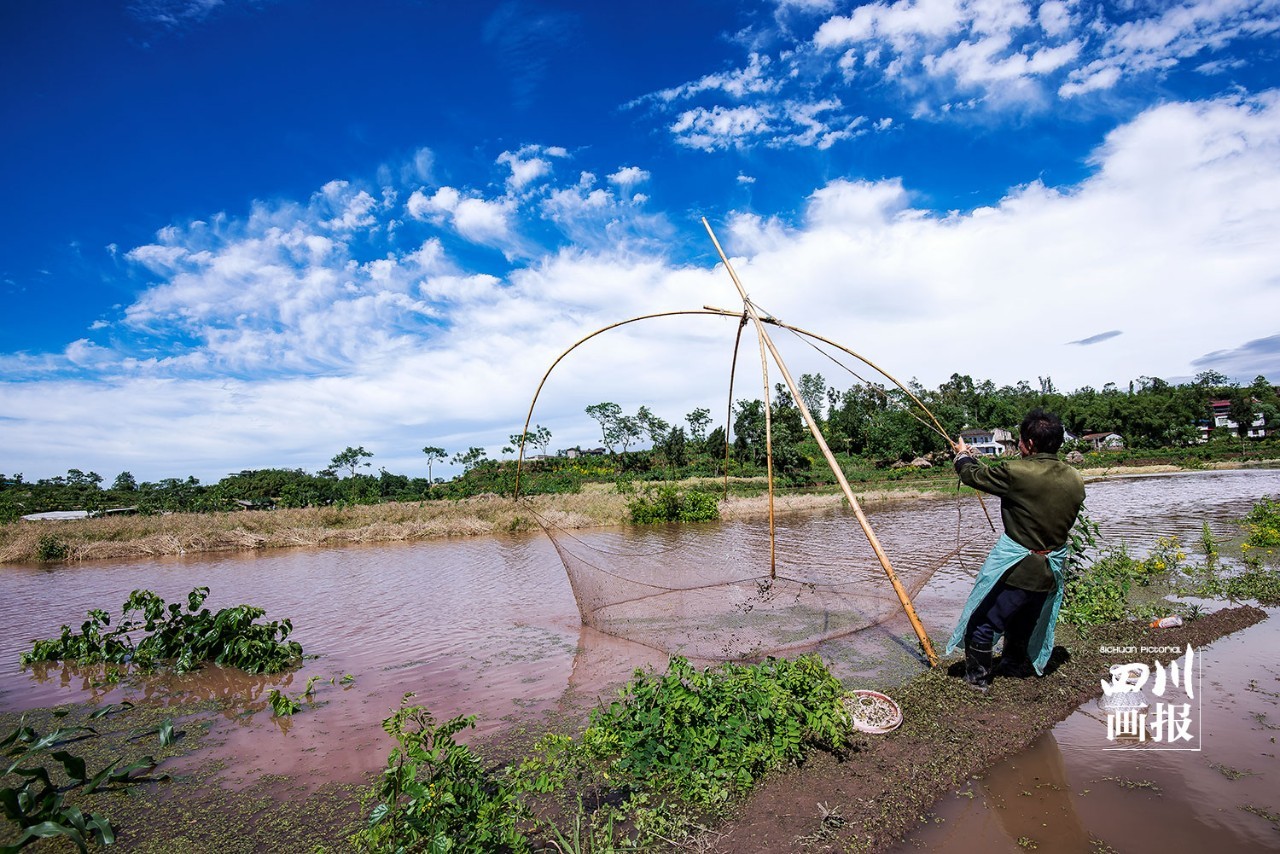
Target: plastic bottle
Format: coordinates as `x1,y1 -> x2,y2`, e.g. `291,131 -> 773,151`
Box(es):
1149,615 -> 1183,628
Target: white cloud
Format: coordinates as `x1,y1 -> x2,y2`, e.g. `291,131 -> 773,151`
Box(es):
406,186 -> 517,250
671,105 -> 775,150
498,145 -> 567,192
629,0 -> 1280,147
647,52 -> 782,103
7,92 -> 1280,482
607,166 -> 650,187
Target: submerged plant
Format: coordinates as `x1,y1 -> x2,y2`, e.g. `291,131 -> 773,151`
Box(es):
1,704 -> 168,852
267,689 -> 303,718
20,587 -> 302,676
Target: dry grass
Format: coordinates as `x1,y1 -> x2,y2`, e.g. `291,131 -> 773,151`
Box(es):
0,492 -> 632,565
0,481 -> 954,566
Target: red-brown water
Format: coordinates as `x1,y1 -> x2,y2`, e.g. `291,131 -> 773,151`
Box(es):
2,468 -> 1277,839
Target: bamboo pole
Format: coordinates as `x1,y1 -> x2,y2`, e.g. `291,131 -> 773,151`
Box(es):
702,218 -> 940,666
752,313 -> 778,578
723,314 -> 749,500
514,309 -> 736,497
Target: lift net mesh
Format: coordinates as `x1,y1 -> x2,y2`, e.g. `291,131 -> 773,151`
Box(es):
539,510 -> 957,660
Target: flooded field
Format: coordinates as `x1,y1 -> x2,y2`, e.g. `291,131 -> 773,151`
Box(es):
1,468 -> 1278,844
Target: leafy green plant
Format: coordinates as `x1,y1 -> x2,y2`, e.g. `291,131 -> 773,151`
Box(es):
1240,496 -> 1280,549
627,486 -> 720,524
35,535 -> 69,562
352,697 -> 527,853
20,587 -> 302,676
267,689 -> 302,718
578,655 -> 847,809
1,705 -> 166,852
1060,545 -> 1144,629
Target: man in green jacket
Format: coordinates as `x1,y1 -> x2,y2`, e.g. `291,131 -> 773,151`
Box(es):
946,408 -> 1085,690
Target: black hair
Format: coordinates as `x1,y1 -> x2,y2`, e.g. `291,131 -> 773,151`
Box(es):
1020,407 -> 1064,454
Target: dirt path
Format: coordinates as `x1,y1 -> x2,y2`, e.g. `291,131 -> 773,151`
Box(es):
712,605 -> 1267,852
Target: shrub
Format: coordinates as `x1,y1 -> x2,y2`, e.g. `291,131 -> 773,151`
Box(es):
627,486 -> 720,524
36,534 -> 69,562
352,699 -> 527,853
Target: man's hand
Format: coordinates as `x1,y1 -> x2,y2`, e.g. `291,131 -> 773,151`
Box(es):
955,438 -> 973,457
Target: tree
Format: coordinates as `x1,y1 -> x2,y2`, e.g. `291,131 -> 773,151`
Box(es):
635,406 -> 669,449
330,446 -> 373,478
797,373 -> 828,421
585,402 -> 622,453
1227,386 -> 1259,447
508,424 -> 553,456
451,446 -> 489,473
111,471 -> 138,492
615,415 -> 643,453
732,400 -> 768,464
662,426 -> 689,468
686,407 -> 712,444
421,446 -> 447,487
531,424 -> 552,455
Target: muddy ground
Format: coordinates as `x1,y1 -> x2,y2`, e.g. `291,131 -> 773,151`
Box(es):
713,605 -> 1268,852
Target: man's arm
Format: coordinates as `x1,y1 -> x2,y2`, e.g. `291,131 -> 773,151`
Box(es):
954,439 -> 1012,496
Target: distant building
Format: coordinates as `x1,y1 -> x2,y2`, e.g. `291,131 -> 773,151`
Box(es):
959,427 -> 1015,456
1081,432 -> 1125,451
559,447 -> 608,458
1204,399 -> 1267,441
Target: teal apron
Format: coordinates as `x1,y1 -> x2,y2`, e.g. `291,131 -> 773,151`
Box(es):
945,534 -> 1068,676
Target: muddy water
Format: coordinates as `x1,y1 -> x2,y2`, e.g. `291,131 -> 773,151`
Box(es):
891,610 -> 1280,853
1,469 -> 1278,816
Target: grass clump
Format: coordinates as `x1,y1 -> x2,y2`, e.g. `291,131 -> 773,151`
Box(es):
20,587 -> 302,676
352,655 -> 851,852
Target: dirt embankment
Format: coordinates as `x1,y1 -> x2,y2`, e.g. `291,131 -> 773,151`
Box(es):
715,605 -> 1268,852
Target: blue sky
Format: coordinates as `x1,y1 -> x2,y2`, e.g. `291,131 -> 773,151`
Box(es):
4,0 -> 1280,482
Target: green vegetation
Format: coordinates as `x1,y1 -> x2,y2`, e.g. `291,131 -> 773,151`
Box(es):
1,703 -> 169,852
1060,497 -> 1280,629
351,655 -> 851,852
626,484 -> 720,524
4,371 -> 1277,529
19,587 -> 302,676
354,703 -> 526,853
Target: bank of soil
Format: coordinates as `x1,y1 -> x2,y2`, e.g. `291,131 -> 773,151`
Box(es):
11,460 -> 1274,566
712,605 -> 1268,852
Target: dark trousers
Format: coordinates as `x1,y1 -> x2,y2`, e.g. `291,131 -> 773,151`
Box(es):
965,583 -> 1048,653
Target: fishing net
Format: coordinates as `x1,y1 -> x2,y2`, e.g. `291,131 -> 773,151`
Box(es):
537,507 -> 968,660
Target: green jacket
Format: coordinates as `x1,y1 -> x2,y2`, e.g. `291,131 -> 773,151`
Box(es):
954,452 -> 1085,592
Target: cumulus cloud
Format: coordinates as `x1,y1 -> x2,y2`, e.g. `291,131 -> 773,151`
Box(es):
607,166 -> 650,188
7,90 -> 1280,482
631,0 -> 1280,149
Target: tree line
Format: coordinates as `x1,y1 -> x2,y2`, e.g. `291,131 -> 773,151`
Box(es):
3,370 -> 1276,520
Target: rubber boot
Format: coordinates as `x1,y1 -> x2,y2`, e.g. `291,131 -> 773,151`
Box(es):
964,644 -> 994,692
994,629 -> 1037,679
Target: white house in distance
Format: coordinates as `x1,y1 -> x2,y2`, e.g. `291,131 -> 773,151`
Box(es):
1204,399 -> 1268,441
959,428 -> 1016,456
1081,431 -> 1125,451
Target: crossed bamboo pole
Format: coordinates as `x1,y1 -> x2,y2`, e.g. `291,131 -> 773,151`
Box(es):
512,229 -> 950,666
701,218 -> 939,666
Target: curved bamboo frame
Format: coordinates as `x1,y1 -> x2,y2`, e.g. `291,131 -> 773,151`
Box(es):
510,241 -> 984,666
